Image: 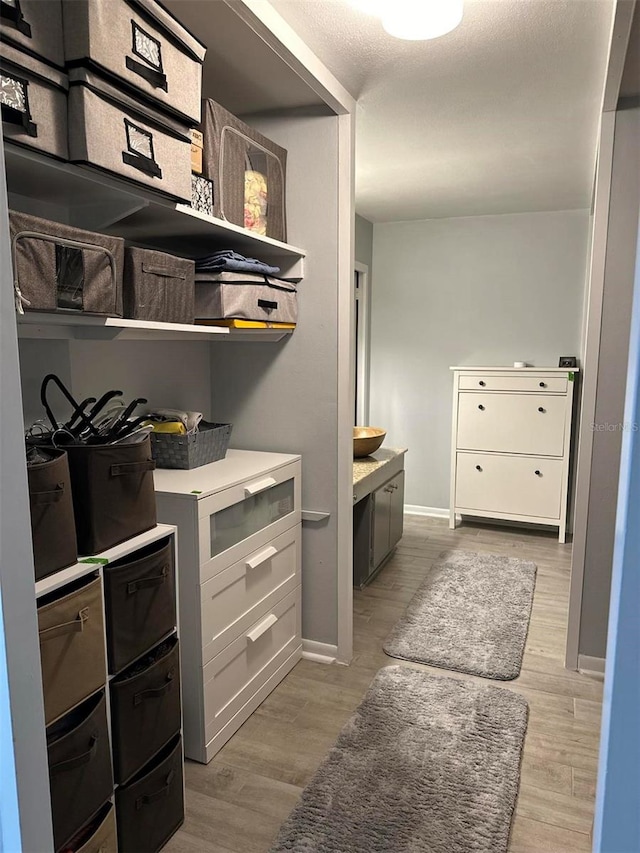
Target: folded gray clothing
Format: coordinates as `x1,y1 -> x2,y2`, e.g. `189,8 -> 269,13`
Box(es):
196,249 -> 280,277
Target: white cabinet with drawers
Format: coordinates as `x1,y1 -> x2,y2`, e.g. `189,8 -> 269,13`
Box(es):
450,367 -> 578,542
153,450 -> 302,763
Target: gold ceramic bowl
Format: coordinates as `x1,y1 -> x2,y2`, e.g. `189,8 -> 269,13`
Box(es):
353,427 -> 386,458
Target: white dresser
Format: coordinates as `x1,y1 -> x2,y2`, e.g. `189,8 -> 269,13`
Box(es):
154,450 -> 302,763
450,367 -> 578,543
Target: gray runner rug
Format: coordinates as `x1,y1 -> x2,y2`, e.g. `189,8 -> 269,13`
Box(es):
270,665 -> 528,853
384,550 -> 537,680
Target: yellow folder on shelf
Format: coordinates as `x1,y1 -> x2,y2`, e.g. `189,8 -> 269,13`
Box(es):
196,319 -> 296,330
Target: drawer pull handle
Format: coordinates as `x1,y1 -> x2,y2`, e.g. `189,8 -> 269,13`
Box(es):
475,465 -> 483,472
247,613 -> 278,643
535,470 -> 542,476
538,407 -> 545,413
539,382 -> 547,388
479,381 -> 486,387
478,404 -> 485,411
246,545 -> 278,571
244,476 -> 277,497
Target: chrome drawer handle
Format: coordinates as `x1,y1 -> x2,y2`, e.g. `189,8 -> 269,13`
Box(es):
246,613 -> 278,643
246,545 -> 278,571
244,476 -> 277,497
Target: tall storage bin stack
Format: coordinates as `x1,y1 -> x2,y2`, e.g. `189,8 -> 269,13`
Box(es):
62,0 -> 206,202
36,530 -> 185,853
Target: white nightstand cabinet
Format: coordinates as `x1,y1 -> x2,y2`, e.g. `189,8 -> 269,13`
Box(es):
450,368 -> 579,543
153,450 -> 302,763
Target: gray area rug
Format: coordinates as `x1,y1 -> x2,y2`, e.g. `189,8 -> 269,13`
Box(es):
384,550 -> 537,680
270,665 -> 528,853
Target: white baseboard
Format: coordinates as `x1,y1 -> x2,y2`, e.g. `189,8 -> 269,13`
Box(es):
302,639 -> 338,664
578,654 -> 606,674
404,504 -> 450,519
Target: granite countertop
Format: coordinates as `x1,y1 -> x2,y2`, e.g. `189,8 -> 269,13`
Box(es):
353,447 -> 407,486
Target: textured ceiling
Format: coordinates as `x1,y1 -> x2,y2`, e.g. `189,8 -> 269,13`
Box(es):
269,0 -> 614,221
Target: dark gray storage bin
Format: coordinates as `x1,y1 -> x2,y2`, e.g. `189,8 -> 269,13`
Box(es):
65,436 -> 157,556
200,98 -> 287,241
110,635 -> 181,784
0,0 -> 64,68
195,271 -> 298,324
150,421 -> 232,470
47,690 -> 113,852
9,209 -> 124,316
62,0 -> 206,124
0,42 -> 68,159
124,247 -> 195,324
38,574 -> 107,726
116,733 -> 184,853
27,447 -> 77,581
103,536 -> 176,674
68,67 -> 192,202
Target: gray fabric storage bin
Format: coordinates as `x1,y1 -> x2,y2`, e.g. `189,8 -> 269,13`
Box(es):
124,247 -> 195,324
9,209 -> 124,316
0,0 -> 64,68
195,271 -> 298,324
68,67 -> 192,202
0,42 -> 68,159
62,0 -> 206,125
200,98 -> 287,242
150,422 -> 232,469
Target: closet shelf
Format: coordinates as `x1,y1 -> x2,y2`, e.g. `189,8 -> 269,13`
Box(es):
17,313 -> 294,342
4,144 -> 306,276
35,524 -> 177,599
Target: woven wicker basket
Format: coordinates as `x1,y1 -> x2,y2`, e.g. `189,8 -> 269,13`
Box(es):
150,422 -> 232,469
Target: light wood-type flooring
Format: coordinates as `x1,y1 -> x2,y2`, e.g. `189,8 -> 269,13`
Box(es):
165,515 -> 603,853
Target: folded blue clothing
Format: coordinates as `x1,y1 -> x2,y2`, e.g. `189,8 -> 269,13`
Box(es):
196,250 -> 280,277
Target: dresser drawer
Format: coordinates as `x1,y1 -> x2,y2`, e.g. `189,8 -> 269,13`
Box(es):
203,588 -> 300,744
458,374 -> 568,394
455,453 -> 563,519
201,526 -> 300,665
457,393 -> 567,456
198,460 -> 301,581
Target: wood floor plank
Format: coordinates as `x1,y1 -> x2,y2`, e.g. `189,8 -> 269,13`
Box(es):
169,516 -> 603,853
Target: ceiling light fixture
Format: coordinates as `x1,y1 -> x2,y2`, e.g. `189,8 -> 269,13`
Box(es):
351,0 -> 463,40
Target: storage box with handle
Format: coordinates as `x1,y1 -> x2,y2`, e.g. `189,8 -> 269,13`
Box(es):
61,0 -> 206,125
200,97 -> 287,241
103,536 -> 175,673
110,634 -> 181,783
9,209 -> 124,316
195,272 -> 297,324
63,802 -> 117,853
65,435 -> 157,556
0,42 -> 68,160
124,247 -> 195,324
37,574 -> 107,725
115,733 -> 184,853
46,690 -> 113,852
27,447 -> 77,581
0,0 -> 65,68
67,66 -> 192,202
150,421 -> 232,470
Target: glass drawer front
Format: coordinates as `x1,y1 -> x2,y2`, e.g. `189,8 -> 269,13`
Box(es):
209,478 -> 295,559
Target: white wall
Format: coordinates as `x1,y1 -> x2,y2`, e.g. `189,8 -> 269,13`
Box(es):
370,210 -> 590,511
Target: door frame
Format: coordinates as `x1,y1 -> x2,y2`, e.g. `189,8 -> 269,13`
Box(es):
354,261 -> 371,426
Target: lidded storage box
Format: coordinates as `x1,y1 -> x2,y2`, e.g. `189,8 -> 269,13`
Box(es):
0,42 -> 68,159
9,210 -> 124,316
0,0 -> 65,68
195,271 -> 298,325
124,247 -> 195,324
200,98 -> 287,241
68,67 -> 192,202
62,0 -> 206,125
